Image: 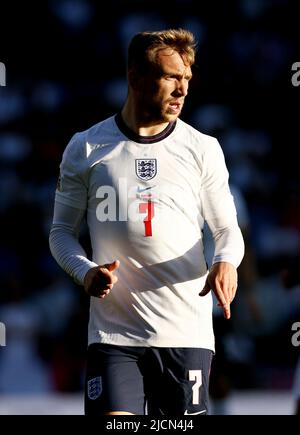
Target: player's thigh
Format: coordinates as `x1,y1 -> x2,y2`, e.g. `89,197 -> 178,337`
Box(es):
84,343 -> 145,415
146,347 -> 213,415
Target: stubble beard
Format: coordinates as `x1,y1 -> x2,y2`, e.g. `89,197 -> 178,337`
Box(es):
144,101 -> 181,124
136,90 -> 183,124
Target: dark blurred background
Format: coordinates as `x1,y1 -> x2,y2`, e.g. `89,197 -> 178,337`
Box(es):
0,0 -> 300,413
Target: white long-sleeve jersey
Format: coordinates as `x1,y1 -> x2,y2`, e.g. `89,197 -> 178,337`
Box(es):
49,114 -> 244,350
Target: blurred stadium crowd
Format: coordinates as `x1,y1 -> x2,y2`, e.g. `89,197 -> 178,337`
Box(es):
0,0 -> 299,412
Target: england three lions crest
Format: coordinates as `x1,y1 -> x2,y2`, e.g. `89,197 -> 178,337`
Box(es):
135,159 -> 157,181
87,376 -> 102,400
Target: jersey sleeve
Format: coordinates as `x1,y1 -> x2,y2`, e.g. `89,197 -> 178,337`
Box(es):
200,138 -> 245,268
55,133 -> 88,210
49,202 -> 98,285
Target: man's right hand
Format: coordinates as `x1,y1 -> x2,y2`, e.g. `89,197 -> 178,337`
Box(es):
84,260 -> 120,299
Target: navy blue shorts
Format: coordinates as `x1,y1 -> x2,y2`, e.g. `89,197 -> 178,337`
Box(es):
84,343 -> 213,415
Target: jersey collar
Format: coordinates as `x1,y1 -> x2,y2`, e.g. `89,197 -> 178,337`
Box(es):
115,112 -> 176,144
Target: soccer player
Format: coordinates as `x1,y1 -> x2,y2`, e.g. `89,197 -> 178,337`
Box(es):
49,29 -> 244,415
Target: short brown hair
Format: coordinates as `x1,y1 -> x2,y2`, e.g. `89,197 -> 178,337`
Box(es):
127,28 -> 197,74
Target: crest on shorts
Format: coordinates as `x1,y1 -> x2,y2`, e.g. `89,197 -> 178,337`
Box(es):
87,376 -> 102,400
135,159 -> 157,181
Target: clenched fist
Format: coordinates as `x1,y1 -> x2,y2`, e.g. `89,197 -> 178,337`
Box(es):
84,260 -> 120,299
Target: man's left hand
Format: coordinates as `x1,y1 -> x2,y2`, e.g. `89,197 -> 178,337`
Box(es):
199,262 -> 238,319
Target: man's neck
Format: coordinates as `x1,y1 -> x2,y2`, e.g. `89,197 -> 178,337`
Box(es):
121,101 -> 169,137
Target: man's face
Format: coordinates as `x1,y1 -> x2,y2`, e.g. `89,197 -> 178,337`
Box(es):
135,48 -> 193,123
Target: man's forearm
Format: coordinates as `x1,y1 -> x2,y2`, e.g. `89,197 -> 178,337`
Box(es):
49,202 -> 97,285
49,224 -> 98,285
212,224 -> 245,269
